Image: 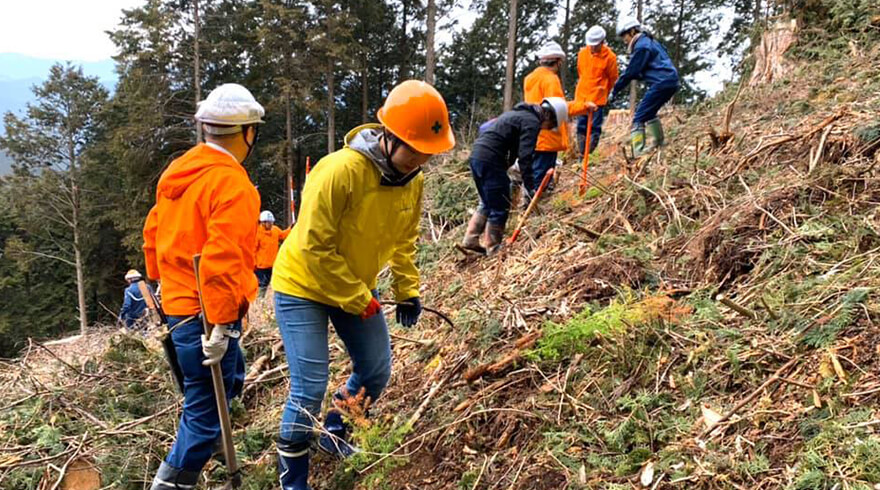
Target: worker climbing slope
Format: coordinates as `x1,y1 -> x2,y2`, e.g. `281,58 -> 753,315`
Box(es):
610,18 -> 680,157
142,83 -> 263,490
254,210 -> 290,295
118,269 -> 151,329
461,98 -> 569,255
523,41 -> 569,197
270,80 -> 454,490
571,25 -> 618,155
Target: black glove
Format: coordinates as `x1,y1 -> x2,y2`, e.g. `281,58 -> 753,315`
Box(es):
396,297 -> 422,328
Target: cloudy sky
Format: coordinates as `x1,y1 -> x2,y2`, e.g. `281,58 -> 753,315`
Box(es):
0,0 -> 731,93
0,0 -> 142,61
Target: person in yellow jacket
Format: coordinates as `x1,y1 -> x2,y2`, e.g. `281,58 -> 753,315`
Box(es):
523,40 -> 568,197
254,210 -> 290,294
270,80 -> 454,490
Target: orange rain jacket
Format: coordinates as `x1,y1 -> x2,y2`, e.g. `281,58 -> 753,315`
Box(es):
255,225 -> 291,269
570,45 -> 619,117
523,66 -> 569,153
143,143 -> 261,325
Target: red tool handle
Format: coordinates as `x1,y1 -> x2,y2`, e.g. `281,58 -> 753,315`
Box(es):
509,168 -> 555,245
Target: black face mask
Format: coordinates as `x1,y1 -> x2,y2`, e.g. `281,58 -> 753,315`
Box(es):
242,125 -> 259,164
381,129 -> 422,187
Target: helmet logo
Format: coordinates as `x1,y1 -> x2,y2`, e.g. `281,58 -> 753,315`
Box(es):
431,121 -> 442,134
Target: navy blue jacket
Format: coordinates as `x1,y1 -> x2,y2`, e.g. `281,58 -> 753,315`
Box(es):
612,33 -> 679,97
119,281 -> 150,328
470,103 -> 543,191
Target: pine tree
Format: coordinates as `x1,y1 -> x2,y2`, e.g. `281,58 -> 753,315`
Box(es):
0,64 -> 109,336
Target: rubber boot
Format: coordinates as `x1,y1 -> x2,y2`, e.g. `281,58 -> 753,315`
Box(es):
646,118 -> 665,150
150,462 -> 199,490
484,224 -> 506,256
461,211 -> 488,254
317,410 -> 359,459
278,439 -> 311,490
631,125 -> 647,158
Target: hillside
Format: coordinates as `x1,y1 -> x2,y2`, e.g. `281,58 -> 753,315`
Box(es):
2,18 -> 880,490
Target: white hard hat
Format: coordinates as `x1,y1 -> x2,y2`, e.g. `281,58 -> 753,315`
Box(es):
540,97 -> 569,128
536,41 -> 566,60
195,83 -> 265,135
259,210 -> 275,223
124,269 -> 142,281
586,26 -> 607,46
616,17 -> 641,37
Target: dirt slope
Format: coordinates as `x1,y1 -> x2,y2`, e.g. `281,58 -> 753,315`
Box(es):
2,22 -> 880,490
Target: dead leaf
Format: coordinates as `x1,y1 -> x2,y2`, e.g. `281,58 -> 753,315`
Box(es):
812,390 -> 822,408
701,404 -> 723,430
829,351 -> 847,382
640,461 -> 655,487
579,464 -> 587,485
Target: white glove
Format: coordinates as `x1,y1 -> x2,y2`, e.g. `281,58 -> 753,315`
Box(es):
201,323 -> 240,366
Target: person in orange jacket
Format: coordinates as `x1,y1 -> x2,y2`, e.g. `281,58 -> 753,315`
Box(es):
573,26 -> 618,155
523,41 -> 568,197
254,210 -> 290,294
142,83 -> 264,490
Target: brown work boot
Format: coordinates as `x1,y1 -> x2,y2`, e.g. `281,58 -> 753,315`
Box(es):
461,212 -> 488,254
484,224 -> 506,256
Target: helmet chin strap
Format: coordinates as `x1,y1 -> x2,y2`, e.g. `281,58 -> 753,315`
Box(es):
382,128 -> 406,177
242,125 -> 259,163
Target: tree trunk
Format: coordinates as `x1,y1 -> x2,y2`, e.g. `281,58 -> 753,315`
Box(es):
674,0 -> 685,68
399,0 -> 410,79
67,130 -> 87,336
503,0 -> 518,111
561,0 -> 571,92
630,0 -> 643,115
362,56 -> 369,124
425,0 -> 436,84
285,89 -> 293,226
73,221 -> 87,336
193,0 -> 202,143
754,0 -> 762,23
327,59 -> 335,153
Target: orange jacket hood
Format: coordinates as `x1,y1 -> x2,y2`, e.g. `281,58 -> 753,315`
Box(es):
158,144 -> 245,200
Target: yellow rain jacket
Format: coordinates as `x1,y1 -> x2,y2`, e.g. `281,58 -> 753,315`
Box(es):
271,124 -> 423,314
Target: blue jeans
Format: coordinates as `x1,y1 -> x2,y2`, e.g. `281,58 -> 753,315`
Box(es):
470,158 -> 511,227
531,152 -> 557,194
165,316 -> 245,472
577,106 -> 606,154
633,84 -> 679,125
275,292 -> 392,444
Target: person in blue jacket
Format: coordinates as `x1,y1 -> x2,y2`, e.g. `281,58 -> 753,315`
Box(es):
118,269 -> 150,329
610,17 -> 680,157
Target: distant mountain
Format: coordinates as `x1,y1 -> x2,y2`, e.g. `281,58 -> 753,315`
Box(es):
0,150 -> 13,176
0,53 -> 117,175
0,53 -> 117,84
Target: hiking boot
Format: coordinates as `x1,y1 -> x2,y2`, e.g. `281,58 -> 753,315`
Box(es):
278,438 -> 311,490
631,125 -> 647,157
484,224 -> 506,256
646,118 -> 665,150
150,462 -> 199,490
461,211 -> 487,254
317,410 -> 359,459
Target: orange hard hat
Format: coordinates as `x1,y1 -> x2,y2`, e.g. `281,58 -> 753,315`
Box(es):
377,80 -> 455,155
